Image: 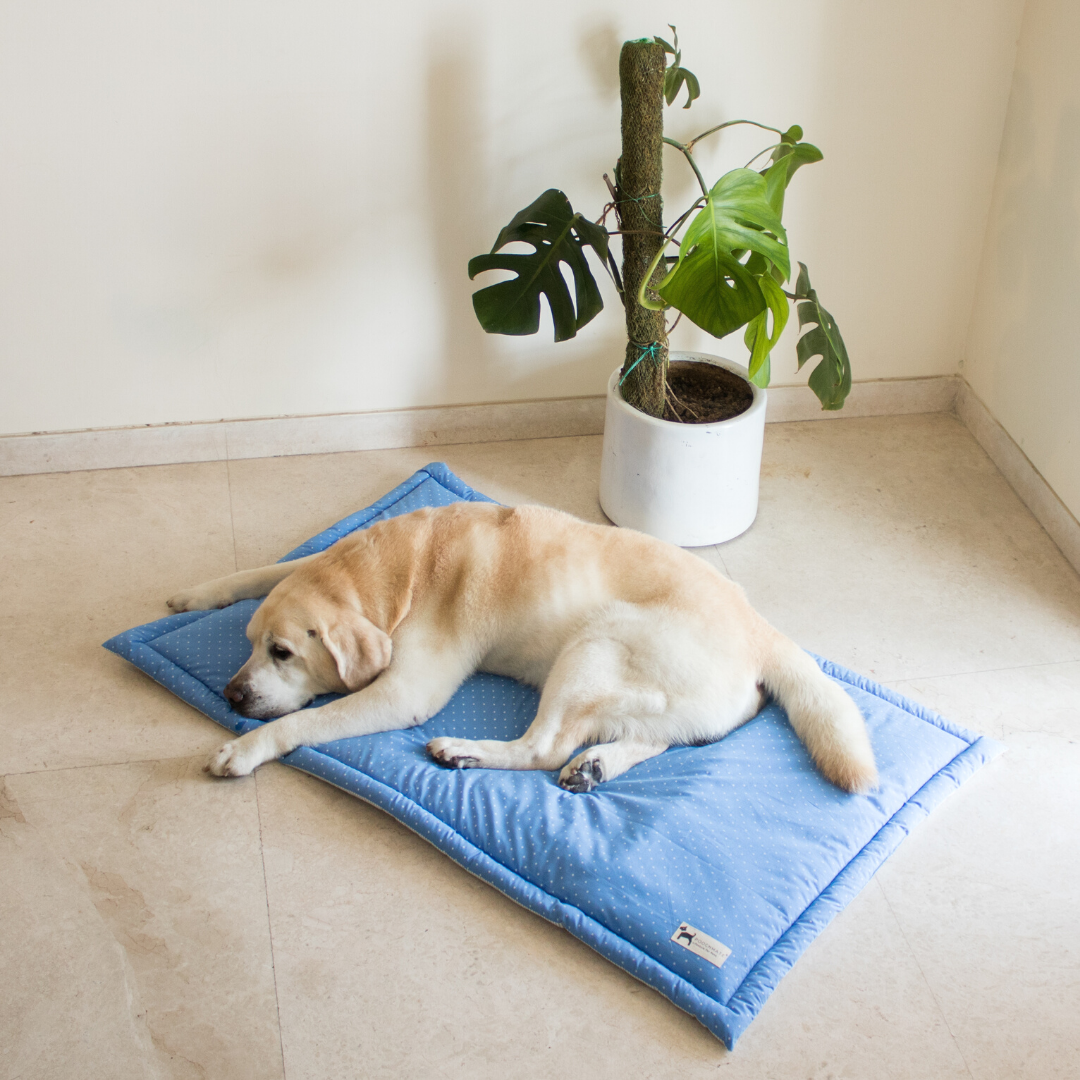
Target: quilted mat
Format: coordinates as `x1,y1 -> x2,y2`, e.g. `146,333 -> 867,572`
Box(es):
103,463 -> 1003,1048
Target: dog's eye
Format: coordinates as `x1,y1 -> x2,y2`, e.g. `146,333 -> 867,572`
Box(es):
269,644 -> 293,662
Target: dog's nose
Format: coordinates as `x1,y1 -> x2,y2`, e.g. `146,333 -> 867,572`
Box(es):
224,681 -> 247,706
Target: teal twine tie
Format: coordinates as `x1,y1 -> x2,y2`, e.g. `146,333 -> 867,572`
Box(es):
620,341 -> 661,386
618,191 -> 662,226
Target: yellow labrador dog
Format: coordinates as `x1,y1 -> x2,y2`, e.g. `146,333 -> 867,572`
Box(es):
167,502 -> 877,794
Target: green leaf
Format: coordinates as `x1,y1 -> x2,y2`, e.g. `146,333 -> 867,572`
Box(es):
657,168 -> 790,338
794,262 -> 851,409
658,246 -> 764,335
468,189 -> 608,342
663,64 -> 700,108
743,274 -> 790,386
762,141 -> 823,215
681,69 -> 700,108
769,139 -> 822,172
657,25 -> 698,108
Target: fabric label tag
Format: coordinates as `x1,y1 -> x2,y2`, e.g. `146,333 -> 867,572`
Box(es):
671,922 -> 731,969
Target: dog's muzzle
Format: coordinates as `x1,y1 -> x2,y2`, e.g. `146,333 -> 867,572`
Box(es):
224,677 -> 257,716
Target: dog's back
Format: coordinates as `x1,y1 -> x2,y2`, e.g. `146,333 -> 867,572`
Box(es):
321,502 -> 764,680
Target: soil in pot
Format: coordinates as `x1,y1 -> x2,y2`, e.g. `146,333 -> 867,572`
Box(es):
662,360 -> 754,424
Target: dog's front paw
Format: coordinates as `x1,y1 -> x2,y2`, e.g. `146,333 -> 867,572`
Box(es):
559,756 -> 603,793
205,737 -> 263,777
167,585 -> 230,613
427,738 -> 481,770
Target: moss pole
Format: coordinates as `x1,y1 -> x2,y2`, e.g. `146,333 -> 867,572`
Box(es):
616,39 -> 668,418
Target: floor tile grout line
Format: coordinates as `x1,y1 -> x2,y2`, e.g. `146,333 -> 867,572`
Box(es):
874,877 -> 977,1080
254,769 -> 290,1080
0,491 -> 45,537
710,544 -> 733,578
885,655 -> 1080,686
1,751 -> 216,779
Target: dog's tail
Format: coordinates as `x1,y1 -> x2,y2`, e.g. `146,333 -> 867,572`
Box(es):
759,633 -> 877,794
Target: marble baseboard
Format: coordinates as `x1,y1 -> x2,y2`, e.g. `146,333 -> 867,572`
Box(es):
0,377 -> 963,478
955,380 -> 1080,575
0,397 -> 606,477
764,375 -> 959,422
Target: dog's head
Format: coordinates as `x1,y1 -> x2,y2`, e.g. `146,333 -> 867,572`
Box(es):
223,577 -> 394,719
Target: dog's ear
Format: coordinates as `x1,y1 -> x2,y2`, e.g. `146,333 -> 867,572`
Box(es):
319,617 -> 393,692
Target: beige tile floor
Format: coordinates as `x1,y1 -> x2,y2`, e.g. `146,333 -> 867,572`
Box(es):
1,413 -> 1078,1079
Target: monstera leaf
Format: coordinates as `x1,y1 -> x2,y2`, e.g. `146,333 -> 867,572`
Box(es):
656,168 -> 790,338
762,137 -> 823,216
468,189 -> 608,342
743,274 -> 790,387
795,262 -> 851,410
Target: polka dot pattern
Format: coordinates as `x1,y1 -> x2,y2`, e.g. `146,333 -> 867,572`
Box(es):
103,462 -> 1005,1049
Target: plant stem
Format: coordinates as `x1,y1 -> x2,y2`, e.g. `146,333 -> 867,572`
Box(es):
597,249 -> 625,305
629,195 -> 708,312
664,380 -> 702,422
636,240 -> 675,311
662,137 -> 709,198
744,143 -> 783,169
685,118 -> 784,152
664,197 -> 705,241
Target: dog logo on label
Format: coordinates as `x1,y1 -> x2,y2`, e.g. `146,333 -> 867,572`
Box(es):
670,922 -> 732,969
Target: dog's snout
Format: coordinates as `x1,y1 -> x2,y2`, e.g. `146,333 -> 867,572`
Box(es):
224,679 -> 248,708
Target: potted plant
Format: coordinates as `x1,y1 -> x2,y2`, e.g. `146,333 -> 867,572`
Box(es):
467,29 -> 851,545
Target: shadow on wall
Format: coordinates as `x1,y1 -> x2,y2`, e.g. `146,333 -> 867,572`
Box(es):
577,19 -> 621,103
424,15 -> 632,408
425,17 -> 494,404
989,78 -> 1080,449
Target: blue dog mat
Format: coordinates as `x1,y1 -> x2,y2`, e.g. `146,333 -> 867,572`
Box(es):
104,463 -> 1003,1048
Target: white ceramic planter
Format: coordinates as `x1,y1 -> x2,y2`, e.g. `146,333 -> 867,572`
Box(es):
599,351 -> 766,546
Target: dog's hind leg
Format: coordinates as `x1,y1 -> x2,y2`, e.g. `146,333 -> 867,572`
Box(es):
558,740 -> 668,792
427,633 -> 667,780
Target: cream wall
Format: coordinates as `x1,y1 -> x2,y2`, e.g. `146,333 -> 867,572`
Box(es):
1,0 -> 1024,436
965,0 -> 1080,523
